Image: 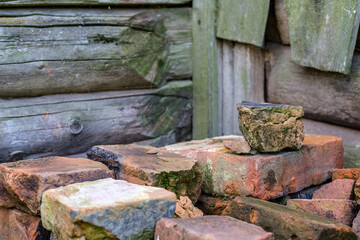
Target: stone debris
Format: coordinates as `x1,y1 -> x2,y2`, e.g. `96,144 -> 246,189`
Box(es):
86,144 -> 202,202
312,179 -> 355,200
166,135 -> 343,200
287,199 -> 358,226
0,156 -> 113,215
174,196 -> 203,218
0,207 -> 50,240
155,215 -> 274,240
333,169 -> 360,181
196,195 -> 232,216
237,101 -> 304,152
223,137 -> 256,155
41,178 -> 176,240
352,211 -> 360,238
222,197 -> 357,240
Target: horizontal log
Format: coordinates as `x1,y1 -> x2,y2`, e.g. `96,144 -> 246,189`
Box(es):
0,0 -> 190,7
266,43 -> 360,129
0,8 -> 192,97
0,81 -> 192,163
303,119 -> 360,169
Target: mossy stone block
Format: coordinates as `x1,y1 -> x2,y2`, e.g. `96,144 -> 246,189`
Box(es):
286,0 -> 360,74
216,0 -> 270,47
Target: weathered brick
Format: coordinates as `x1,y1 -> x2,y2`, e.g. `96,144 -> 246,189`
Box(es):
312,179 -> 355,200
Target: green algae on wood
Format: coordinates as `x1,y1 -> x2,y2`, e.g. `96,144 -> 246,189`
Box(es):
286,0 -> 360,74
216,0 -> 270,47
0,0 -> 190,6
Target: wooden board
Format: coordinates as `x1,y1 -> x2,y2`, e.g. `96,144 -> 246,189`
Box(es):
0,81 -> 192,163
0,8 -> 192,97
0,0 -> 190,7
219,40 -> 265,135
274,0 -> 290,45
216,0 -> 270,47
192,0 -> 220,139
304,119 -> 360,169
266,43 -> 360,129
286,0 -> 360,74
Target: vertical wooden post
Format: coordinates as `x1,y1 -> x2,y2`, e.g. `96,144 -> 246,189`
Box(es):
192,0 -> 220,139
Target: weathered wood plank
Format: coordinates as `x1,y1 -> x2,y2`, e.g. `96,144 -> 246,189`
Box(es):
0,8 -> 192,97
274,0 -> 290,45
265,0 -> 282,44
0,81 -> 192,163
222,40 -> 234,135
0,0 -> 190,7
192,0 -> 220,139
266,43 -> 360,129
216,0 -> 270,47
304,119 -> 360,169
285,0 -> 360,74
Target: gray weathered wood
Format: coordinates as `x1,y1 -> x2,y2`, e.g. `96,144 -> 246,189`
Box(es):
216,0 -> 270,47
274,0 -> 290,45
192,0 -> 220,139
304,119 -> 360,168
0,0 -> 190,7
265,0 -> 282,44
0,8 -> 192,97
0,81 -> 192,163
266,43 -> 360,129
286,0 -> 360,74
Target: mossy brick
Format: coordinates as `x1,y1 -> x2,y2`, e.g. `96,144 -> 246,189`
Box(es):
86,144 -> 202,203
0,156 -> 112,215
41,178 -> 176,240
222,197 -> 357,240
165,135 -> 343,200
217,0 -> 270,47
286,0 -> 360,74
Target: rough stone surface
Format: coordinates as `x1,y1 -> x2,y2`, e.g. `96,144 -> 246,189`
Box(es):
354,178 -> 360,203
352,211 -> 360,237
312,179 -> 355,200
333,169 -> 360,181
222,197 -> 357,240
0,156 -> 113,215
0,207 -> 51,240
287,199 -> 359,226
166,135 -> 343,200
41,178 -> 176,240
286,0 -> 360,74
175,196 -> 203,218
155,216 -> 274,240
237,101 -> 304,152
223,138 -> 255,155
195,195 -> 232,216
86,144 -> 201,202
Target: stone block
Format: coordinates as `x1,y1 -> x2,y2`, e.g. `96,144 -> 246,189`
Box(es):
285,0 -> 360,74
333,169 -> 360,181
237,101 -> 304,152
312,179 -> 355,200
86,144 -> 201,202
195,195 -> 232,216
166,135 -> 343,200
287,199 -> 358,226
223,138 -> 254,155
0,207 -> 50,240
0,156 -> 113,215
174,196 -> 203,218
222,197 -> 357,240
155,216 -> 274,240
41,178 -> 176,240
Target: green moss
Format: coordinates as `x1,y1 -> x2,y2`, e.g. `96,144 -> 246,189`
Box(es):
78,221 -> 119,240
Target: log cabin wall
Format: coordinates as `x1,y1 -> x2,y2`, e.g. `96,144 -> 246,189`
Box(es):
193,0 -> 360,168
0,0 -> 193,162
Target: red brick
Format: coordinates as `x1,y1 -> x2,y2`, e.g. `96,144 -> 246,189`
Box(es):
332,169 -> 360,181
312,179 -> 354,200
287,199 -> 358,225
155,216 -> 274,240
165,135 -> 344,200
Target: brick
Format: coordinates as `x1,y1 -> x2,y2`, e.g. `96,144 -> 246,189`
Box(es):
0,156 -> 113,215
165,135 -> 343,200
87,144 -> 202,202
222,197 -> 357,240
155,216 -> 274,240
312,179 -> 355,200
41,178 -> 176,240
333,169 -> 360,181
287,199 -> 358,226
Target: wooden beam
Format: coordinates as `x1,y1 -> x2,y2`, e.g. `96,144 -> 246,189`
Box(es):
192,0 -> 220,139
266,43 -> 360,129
0,0 -> 191,7
0,81 -> 192,162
